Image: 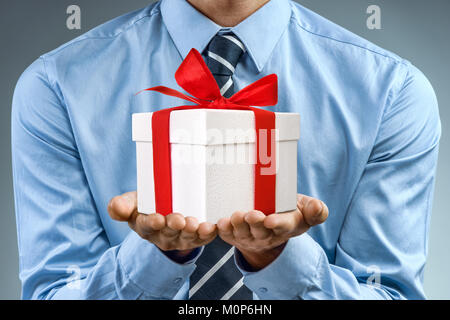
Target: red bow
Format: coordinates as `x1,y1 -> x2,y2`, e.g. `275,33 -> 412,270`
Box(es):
138,48 -> 278,216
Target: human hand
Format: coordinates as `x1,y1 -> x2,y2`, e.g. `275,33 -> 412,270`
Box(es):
217,194 -> 329,270
108,191 -> 217,259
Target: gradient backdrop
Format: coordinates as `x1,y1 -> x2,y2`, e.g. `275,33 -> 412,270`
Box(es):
1,0 -> 448,299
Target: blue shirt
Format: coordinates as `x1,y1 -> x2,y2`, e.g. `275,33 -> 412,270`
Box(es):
12,0 -> 441,300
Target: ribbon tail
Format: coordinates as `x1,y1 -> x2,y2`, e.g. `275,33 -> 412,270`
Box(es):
136,86 -> 203,105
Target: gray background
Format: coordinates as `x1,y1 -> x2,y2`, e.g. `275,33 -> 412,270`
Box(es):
0,0 -> 448,299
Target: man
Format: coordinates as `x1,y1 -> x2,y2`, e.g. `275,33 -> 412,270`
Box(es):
12,0 -> 440,300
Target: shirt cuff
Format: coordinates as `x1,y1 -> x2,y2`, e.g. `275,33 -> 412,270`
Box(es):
118,231 -> 202,299
161,247 -> 202,264
234,232 -> 323,299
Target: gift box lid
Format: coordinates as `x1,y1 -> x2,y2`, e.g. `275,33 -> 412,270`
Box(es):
132,109 -> 300,145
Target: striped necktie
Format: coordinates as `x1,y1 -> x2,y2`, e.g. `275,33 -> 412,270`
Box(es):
189,32 -> 253,300
205,31 -> 246,98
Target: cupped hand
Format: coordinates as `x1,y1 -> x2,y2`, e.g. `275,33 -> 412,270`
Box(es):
107,191 -> 217,256
217,194 -> 329,270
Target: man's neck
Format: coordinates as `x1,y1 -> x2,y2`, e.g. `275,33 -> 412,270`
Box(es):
187,0 -> 270,27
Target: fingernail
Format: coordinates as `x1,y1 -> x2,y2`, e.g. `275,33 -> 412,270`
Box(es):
318,200 -> 324,212
314,200 -> 324,216
306,199 -> 322,213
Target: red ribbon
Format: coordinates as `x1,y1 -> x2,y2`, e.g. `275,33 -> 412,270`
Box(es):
138,48 -> 277,216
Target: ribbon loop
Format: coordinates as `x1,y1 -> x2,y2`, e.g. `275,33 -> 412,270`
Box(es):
175,49 -> 221,101
229,74 -> 278,106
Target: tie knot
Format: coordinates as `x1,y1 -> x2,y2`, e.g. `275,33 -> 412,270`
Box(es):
205,32 -> 246,76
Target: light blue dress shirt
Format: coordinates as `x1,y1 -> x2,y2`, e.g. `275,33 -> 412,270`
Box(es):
12,0 -> 440,300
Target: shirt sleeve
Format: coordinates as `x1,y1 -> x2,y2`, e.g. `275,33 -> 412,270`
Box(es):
235,62 -> 441,300
12,58 -> 200,300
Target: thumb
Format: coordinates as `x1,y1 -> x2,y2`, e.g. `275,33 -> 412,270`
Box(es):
297,194 -> 329,226
107,191 -> 137,222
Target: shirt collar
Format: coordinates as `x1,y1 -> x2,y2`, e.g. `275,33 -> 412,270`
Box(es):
160,0 -> 292,72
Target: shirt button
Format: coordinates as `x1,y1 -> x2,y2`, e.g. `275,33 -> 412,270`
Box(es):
174,277 -> 182,284
259,287 -> 268,293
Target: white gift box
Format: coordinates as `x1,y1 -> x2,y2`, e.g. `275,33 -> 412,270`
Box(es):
132,109 -> 300,223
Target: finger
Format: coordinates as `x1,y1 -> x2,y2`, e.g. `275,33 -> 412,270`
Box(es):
297,194 -> 329,226
133,213 -> 165,237
166,213 -> 186,231
179,216 -> 200,241
264,210 -> 305,236
217,217 -> 233,237
245,211 -> 272,239
230,211 -> 251,239
198,222 -> 217,240
160,213 -> 185,238
197,232 -> 217,245
107,191 -> 137,222
136,213 -> 166,231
